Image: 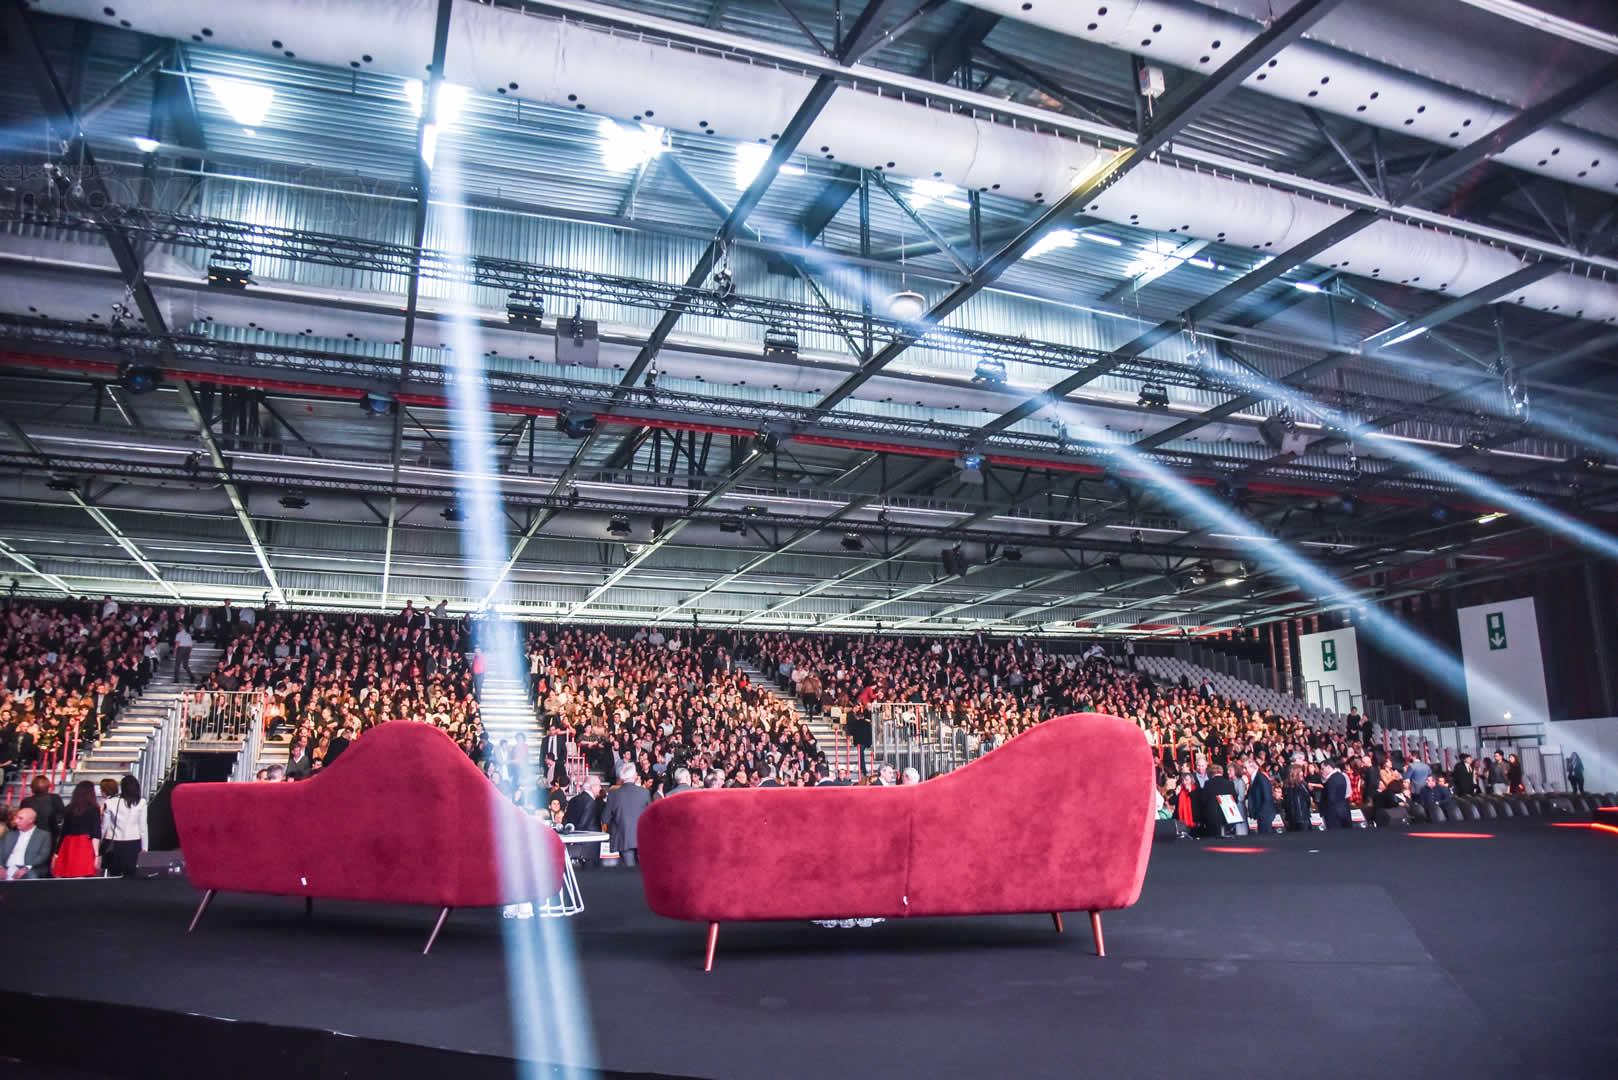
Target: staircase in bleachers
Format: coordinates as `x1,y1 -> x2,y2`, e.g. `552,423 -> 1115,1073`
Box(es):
71,644 -> 223,789
736,660 -> 859,777
1133,654 -> 1351,735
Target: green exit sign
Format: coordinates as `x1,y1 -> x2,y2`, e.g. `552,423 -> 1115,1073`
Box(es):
1486,611 -> 1508,651
1322,639 -> 1338,672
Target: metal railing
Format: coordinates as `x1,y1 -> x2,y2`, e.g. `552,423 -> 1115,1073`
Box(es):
870,702 -> 976,779
131,700 -> 186,802
228,709 -> 268,783
183,689 -> 271,743
1,720 -> 79,803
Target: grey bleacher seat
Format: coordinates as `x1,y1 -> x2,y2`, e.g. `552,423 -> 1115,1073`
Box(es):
1407,803 -> 1428,824
1490,798 -> 1513,818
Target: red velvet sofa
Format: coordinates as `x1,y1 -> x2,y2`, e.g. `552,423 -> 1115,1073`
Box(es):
173,721 -> 564,952
638,712 -> 1155,969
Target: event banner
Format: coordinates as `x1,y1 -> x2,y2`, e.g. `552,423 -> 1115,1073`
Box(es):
1297,626 -> 1363,714
1457,596 -> 1551,728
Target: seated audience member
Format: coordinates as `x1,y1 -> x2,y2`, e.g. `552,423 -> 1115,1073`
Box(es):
1,808 -> 52,880
900,767 -> 921,785
20,773 -> 65,849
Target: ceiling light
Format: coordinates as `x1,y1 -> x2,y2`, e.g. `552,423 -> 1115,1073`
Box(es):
203,75 -> 275,127
1002,547 -> 1023,562
607,514 -> 631,537
955,452 -> 985,485
359,391 -> 396,417
840,532 -> 864,551
888,290 -> 926,320
46,476 -> 79,492
1137,383 -> 1170,409
1082,232 -> 1123,247
735,142 -> 803,187
279,494 -> 309,510
1186,257 -> 1219,270
131,137 -> 159,154
404,80 -> 468,126
1028,228 -> 1080,259
420,123 -> 441,168
599,118 -> 667,173
1383,325 -> 1429,347
117,361 -> 161,395
441,504 -> 467,523
972,356 -> 1007,385
1476,511 -> 1506,525
1291,280 -> 1324,294
1223,576 -> 1241,586
907,178 -> 968,210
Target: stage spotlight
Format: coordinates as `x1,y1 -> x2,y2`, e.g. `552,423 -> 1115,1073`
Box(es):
1137,382 -> 1170,410
505,292 -> 546,331
1214,477 -> 1245,503
1130,530 -> 1144,549
1259,411 -> 1308,456
955,452 -> 985,486
46,476 -> 78,492
763,325 -> 798,361
1189,566 -> 1208,587
1465,431 -> 1490,453
712,267 -> 736,303
973,357 -> 1007,386
555,407 -> 597,439
719,518 -> 746,535
840,532 -> 864,551
278,493 -> 309,510
1578,453 -> 1603,472
1429,502 -> 1452,524
1333,493 -> 1360,516
940,546 -> 969,576
1002,546 -> 1023,562
359,391 -> 396,417
118,361 -> 161,395
555,308 -> 600,367
607,514 -> 631,537
206,251 -> 252,289
441,503 -> 467,523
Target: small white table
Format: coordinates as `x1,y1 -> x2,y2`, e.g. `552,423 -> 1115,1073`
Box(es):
532,830 -> 608,918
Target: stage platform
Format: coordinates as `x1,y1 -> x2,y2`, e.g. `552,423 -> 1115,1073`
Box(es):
2,820 -> 1614,1079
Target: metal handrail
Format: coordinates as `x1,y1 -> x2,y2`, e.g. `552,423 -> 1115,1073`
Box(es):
131,699 -> 185,801
229,709 -> 267,783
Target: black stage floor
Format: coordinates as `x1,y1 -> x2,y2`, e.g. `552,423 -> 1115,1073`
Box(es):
2,820 -> 1615,1080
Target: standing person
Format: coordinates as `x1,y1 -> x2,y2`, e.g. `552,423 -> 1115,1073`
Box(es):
471,647 -> 487,701
285,733 -> 314,780
1507,753 -> 1525,795
1245,759 -> 1277,834
603,763 -> 651,868
1451,754 -> 1479,797
1282,763 -> 1312,832
1319,759 -> 1352,829
101,775 -> 148,878
1567,751 -> 1585,795
52,781 -> 101,878
19,774 -> 65,850
1487,751 -> 1509,796
173,624 -> 196,684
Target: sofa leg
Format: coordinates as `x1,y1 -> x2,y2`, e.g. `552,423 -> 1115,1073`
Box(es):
305,896 -> 314,918
1089,910 -> 1105,958
703,921 -> 720,973
424,907 -> 452,955
187,889 -> 216,933
1050,912 -> 1064,934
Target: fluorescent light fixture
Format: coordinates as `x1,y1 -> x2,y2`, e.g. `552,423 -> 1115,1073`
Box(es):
734,142 -> 804,187
204,75 -> 275,127
404,80 -> 469,126
1223,576 -> 1242,586
1187,257 -> 1219,270
908,178 -> 969,210
1083,232 -> 1124,247
131,136 -> 160,154
1028,228 -> 1080,259
598,117 -> 667,173
1476,511 -> 1507,524
1383,325 -> 1430,347
1291,280 -> 1324,294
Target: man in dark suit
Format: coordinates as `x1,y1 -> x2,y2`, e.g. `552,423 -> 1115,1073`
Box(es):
603,764 -> 652,868
1320,759 -> 1353,828
1244,759 -> 1277,834
659,767 -> 695,798
815,762 -> 838,787
757,764 -> 781,788
1,807 -> 53,879
562,775 -> 604,866
542,724 -> 569,786
1199,763 -> 1240,838
19,774 -> 65,850
323,724 -> 354,769
1451,754 -> 1478,797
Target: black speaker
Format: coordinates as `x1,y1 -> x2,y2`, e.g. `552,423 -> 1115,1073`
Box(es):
135,850 -> 185,879
1153,818 -> 1178,842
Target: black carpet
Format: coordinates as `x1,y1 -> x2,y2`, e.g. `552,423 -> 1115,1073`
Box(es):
1,820 -> 1614,1079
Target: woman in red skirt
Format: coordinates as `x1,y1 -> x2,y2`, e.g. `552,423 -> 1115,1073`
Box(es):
52,780 -> 102,878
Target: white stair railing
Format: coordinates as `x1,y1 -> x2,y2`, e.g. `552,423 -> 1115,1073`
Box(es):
131,699 -> 186,799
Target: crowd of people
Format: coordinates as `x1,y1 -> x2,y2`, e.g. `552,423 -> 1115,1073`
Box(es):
0,598 -> 177,780
7,595 -> 1524,880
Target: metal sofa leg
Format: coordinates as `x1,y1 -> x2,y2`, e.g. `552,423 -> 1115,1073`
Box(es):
1089,910 -> 1105,957
188,889 -> 217,933
424,907 -> 452,954
305,896 -> 314,918
704,921 -> 720,972
1051,912 -> 1064,934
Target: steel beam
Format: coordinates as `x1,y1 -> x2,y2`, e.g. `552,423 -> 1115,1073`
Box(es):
1,0 -> 284,602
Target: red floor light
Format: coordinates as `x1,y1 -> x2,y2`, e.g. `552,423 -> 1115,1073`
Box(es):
1204,846 -> 1268,854
1550,822 -> 1618,835
1408,832 -> 1494,839
1595,806 -> 1618,813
